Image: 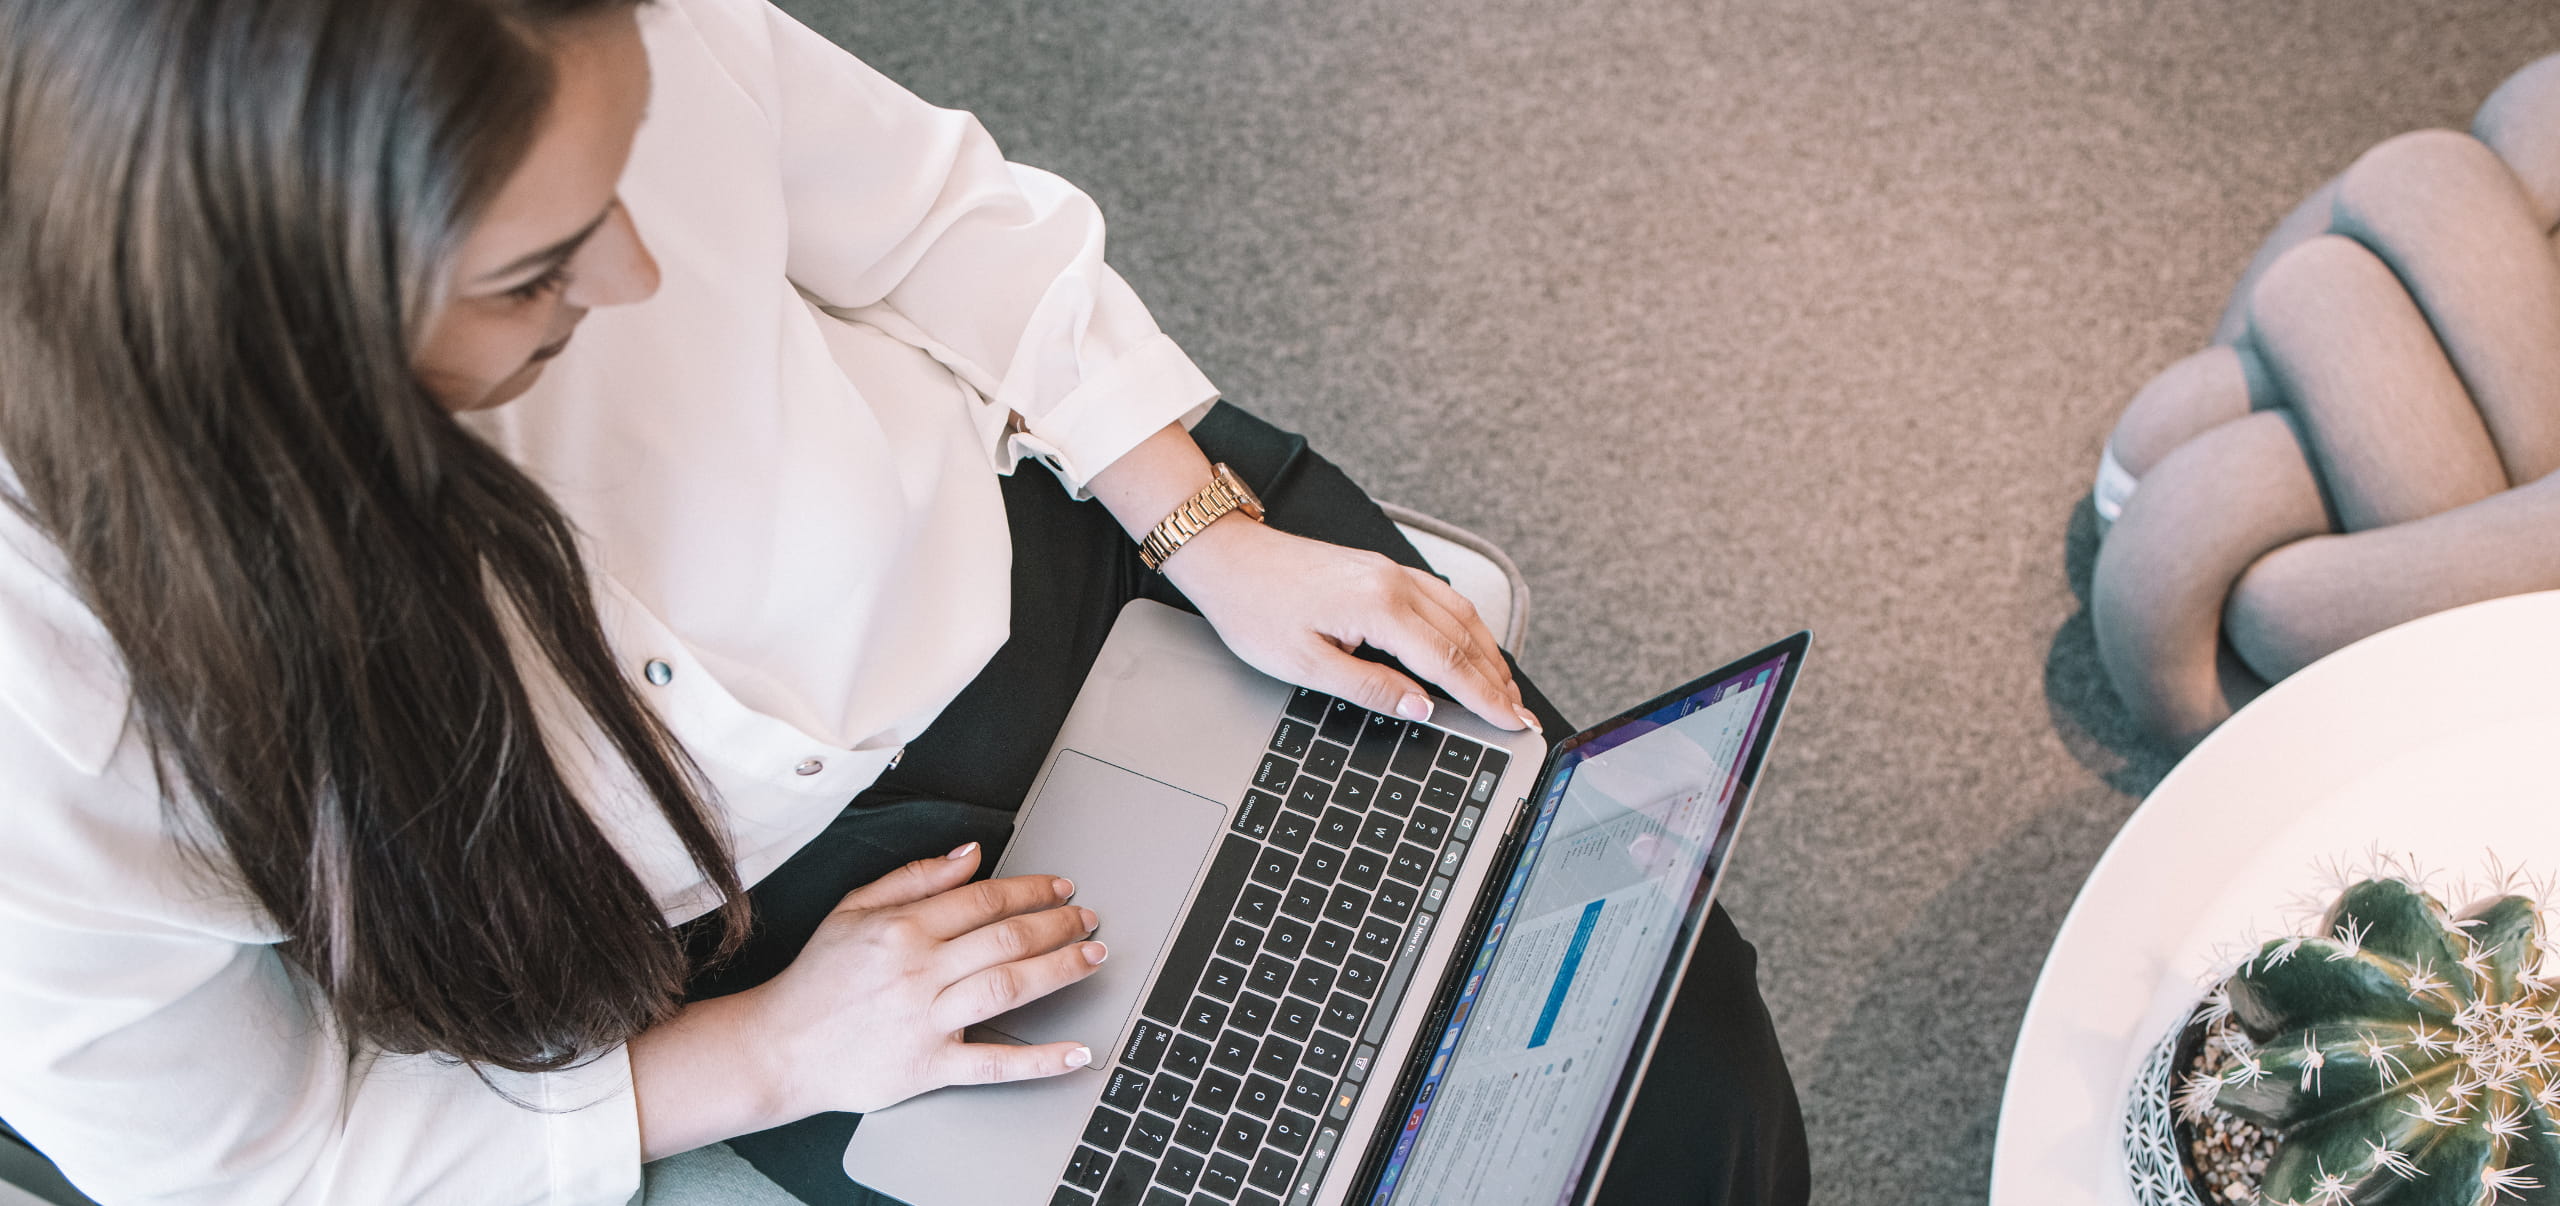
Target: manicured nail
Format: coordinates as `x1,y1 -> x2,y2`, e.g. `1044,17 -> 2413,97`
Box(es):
1065,1046 -> 1093,1069
1078,907 -> 1099,932
1396,693 -> 1433,722
1083,942 -> 1109,965
1053,876 -> 1075,899
944,842 -> 978,860
1515,705 -> 1543,734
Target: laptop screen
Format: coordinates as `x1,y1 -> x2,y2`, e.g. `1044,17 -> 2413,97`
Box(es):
1365,639 -> 1801,1206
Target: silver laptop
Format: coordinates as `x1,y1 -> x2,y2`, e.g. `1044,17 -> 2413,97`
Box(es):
845,599 -> 1808,1206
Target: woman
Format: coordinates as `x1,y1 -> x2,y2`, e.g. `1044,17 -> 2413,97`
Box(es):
0,0 -> 1808,1201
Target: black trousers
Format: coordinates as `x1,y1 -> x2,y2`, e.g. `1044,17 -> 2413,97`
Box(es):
680,404 -> 1810,1205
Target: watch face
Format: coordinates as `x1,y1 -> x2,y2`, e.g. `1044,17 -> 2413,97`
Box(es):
1216,463 -> 1266,518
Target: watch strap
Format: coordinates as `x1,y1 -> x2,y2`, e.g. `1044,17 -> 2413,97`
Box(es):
1139,464 -> 1260,571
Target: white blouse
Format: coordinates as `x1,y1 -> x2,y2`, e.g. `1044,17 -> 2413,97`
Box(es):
0,0 -> 1216,1200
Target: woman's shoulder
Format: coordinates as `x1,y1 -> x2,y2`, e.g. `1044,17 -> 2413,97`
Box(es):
0,485 -> 133,780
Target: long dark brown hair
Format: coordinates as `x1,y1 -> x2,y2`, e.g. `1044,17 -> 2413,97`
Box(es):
0,0 -> 747,1074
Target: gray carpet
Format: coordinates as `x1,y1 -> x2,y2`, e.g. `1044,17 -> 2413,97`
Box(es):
658,1 -> 2560,1202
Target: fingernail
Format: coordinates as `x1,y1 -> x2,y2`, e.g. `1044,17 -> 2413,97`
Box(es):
1083,942 -> 1109,965
1078,907 -> 1099,932
1514,705 -> 1542,734
1065,1046 -> 1093,1069
1053,876 -> 1075,899
1396,693 -> 1433,722
944,842 -> 977,861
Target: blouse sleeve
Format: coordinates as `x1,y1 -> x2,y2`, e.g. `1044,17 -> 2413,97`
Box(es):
0,722 -> 642,1205
675,0 -> 1221,495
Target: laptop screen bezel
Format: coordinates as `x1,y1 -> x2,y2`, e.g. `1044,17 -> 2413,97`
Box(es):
1345,629 -> 1811,1206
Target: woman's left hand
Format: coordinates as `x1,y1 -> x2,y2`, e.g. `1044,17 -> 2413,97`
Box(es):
1161,515 -> 1533,732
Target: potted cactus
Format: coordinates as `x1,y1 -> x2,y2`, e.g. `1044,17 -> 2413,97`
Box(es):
2126,872 -> 2560,1206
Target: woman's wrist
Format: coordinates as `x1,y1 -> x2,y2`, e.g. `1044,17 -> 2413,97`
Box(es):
629,987 -> 797,1162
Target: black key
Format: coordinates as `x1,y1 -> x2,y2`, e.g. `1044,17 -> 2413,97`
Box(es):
1231,992 -> 1278,1035
1434,734 -> 1483,778
1252,1035 -> 1304,1079
1316,807 -> 1360,849
1372,878 -> 1419,923
1051,1186 -> 1095,1206
1349,713 -> 1402,775
1298,844 -> 1345,886
1249,955 -> 1292,997
1402,809 -> 1450,849
1390,723 -> 1440,780
1144,1074 -> 1193,1117
1308,922 -> 1354,964
1196,1068 -> 1241,1114
1249,849 -> 1296,892
1285,1068 -> 1330,1114
1121,1018 -> 1174,1073
1216,920 -> 1264,964
1232,791 -> 1282,841
1354,916 -> 1400,961
1252,754 -> 1296,794
1303,740 -> 1348,780
1280,881 -> 1326,922
1130,1110 -> 1176,1158
1387,843 -> 1433,886
1101,1067 -> 1151,1111
1323,993 -> 1366,1034
1265,915 -> 1310,961
1375,776 -> 1420,817
1166,1034 -> 1212,1081
1067,1144 -> 1112,1191
1338,956 -> 1385,996
1178,1107 -> 1222,1154
1340,847 -> 1387,891
1158,1144 -> 1204,1192
1289,960 -> 1336,1002
1269,808 -> 1314,854
1249,1149 -> 1299,1195
1211,1029 -> 1258,1074
1268,1108 -> 1317,1155
1267,720 -> 1314,759
1237,884 -> 1282,928
1273,995 -> 1320,1041
1182,997 -> 1230,1039
1238,1074 -> 1287,1119
1240,1193 -> 1283,1206
1101,1153 -> 1157,1205
1303,1028 -> 1349,1077
1218,1113 -> 1268,1157
1147,836 -> 1259,1025
1141,1188 -> 1183,1206
1323,884 -> 1370,927
1319,698 -> 1363,747
1284,687 -> 1329,723
1287,776 -> 1331,816
1421,772 -> 1467,815
1473,749 -> 1511,801
1200,959 -> 1246,1003
1357,813 -> 1404,853
1201,1153 -> 1251,1200
1329,772 -> 1376,813
1084,1108 -> 1132,1151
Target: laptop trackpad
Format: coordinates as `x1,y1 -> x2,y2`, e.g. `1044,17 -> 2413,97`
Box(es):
983,750 -> 1226,1050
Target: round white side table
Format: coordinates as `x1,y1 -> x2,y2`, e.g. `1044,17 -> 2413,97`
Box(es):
1990,591 -> 2560,1204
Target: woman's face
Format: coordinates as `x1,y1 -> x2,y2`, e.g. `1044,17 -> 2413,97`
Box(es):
414,10 -> 659,413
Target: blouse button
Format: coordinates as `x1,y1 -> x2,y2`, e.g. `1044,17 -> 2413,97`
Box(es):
794,758 -> 825,777
644,659 -> 674,686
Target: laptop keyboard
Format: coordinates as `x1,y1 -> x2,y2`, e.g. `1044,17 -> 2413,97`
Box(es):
1049,688 -> 1509,1206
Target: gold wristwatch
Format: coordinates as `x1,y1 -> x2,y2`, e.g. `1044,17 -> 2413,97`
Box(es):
1139,463 -> 1265,571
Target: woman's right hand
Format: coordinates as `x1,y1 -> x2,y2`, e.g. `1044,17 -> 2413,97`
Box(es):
747,841 -> 1108,1118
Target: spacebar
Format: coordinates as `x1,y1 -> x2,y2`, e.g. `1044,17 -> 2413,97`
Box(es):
1142,834 -> 1259,1025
